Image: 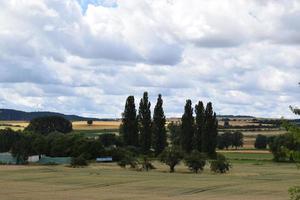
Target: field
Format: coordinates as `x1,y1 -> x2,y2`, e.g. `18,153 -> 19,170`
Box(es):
0,121 -> 120,132
0,158 -> 299,200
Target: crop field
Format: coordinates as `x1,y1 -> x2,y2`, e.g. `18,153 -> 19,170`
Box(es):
0,159 -> 299,200
0,121 -> 121,131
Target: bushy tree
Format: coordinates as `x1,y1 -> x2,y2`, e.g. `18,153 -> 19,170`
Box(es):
210,153 -> 231,173
152,94 -> 167,156
11,135 -> 31,164
254,134 -> 268,149
181,100 -> 194,153
117,151 -> 138,168
70,155 -> 88,167
25,116 -> 72,135
184,150 -> 206,173
217,132 -> 232,150
138,92 -> 152,154
0,128 -> 21,152
231,131 -> 243,149
159,146 -> 184,173
120,96 -> 139,147
98,133 -> 119,147
87,120 -> 93,125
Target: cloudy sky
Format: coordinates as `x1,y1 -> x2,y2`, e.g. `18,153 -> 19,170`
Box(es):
0,0 -> 299,118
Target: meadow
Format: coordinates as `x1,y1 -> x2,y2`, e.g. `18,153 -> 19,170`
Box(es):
0,159 -> 299,200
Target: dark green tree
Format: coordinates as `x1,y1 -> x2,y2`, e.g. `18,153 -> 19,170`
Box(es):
159,146 -> 184,173
138,92 -> 152,154
25,116 -> 72,135
203,102 -> 218,155
152,94 -> 167,156
120,96 -> 139,147
231,131 -> 243,149
184,150 -> 207,173
11,135 -> 31,164
254,134 -> 268,149
210,153 -> 231,173
168,122 -> 181,146
181,100 -> 194,153
217,131 -> 233,150
194,101 -> 205,152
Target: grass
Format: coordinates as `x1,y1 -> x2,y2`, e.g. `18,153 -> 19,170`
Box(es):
222,152 -> 273,161
0,161 -> 299,200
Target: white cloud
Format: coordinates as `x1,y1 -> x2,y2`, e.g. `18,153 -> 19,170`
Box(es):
0,0 -> 299,118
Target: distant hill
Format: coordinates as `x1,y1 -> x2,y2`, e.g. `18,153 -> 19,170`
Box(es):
0,109 -> 101,121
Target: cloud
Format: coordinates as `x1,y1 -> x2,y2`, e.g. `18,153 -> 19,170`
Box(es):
0,0 -> 299,118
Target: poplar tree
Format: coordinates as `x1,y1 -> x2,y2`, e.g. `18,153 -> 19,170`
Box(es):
138,92 -> 152,154
204,102 -> 218,155
153,94 -> 167,156
195,101 -> 205,152
120,96 -> 139,147
181,100 -> 194,153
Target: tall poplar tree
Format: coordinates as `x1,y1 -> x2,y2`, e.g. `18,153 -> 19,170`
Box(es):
203,102 -> 218,155
138,92 -> 152,154
181,100 -> 194,153
120,96 -> 139,147
195,101 -> 205,152
153,94 -> 167,156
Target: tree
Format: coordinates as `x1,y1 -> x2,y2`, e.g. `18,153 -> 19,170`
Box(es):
168,122 -> 181,146
11,135 -> 31,164
231,131 -> 243,149
217,131 -> 232,150
0,128 -> 21,153
184,150 -> 206,173
98,133 -> 118,147
254,134 -> 268,149
223,118 -> 230,128
159,146 -> 183,173
70,155 -> 88,167
120,96 -> 139,147
152,94 -> 167,156
25,116 -> 72,135
203,102 -> 218,155
181,100 -> 194,153
87,120 -> 93,126
138,92 -> 152,154
194,101 -> 205,152
210,153 -> 231,173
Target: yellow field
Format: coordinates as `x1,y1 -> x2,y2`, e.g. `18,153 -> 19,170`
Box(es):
72,121 -> 121,130
0,160 -> 299,200
0,121 -> 121,131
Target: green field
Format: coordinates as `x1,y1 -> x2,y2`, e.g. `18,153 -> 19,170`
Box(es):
0,160 -> 299,200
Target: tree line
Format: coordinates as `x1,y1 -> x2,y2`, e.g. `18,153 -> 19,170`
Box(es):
120,92 -> 219,156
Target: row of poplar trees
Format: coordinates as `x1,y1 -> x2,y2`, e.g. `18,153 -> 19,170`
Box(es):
181,100 -> 218,155
120,92 -> 167,155
120,92 -> 218,156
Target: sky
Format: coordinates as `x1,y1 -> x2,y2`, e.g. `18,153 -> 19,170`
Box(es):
0,0 -> 299,119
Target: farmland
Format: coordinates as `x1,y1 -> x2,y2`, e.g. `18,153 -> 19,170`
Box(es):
0,158 -> 299,200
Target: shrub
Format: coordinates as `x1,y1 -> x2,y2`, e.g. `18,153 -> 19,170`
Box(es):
210,153 -> 231,173
70,155 -> 88,167
289,186 -> 300,200
184,150 -> 206,173
87,120 -> 93,125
